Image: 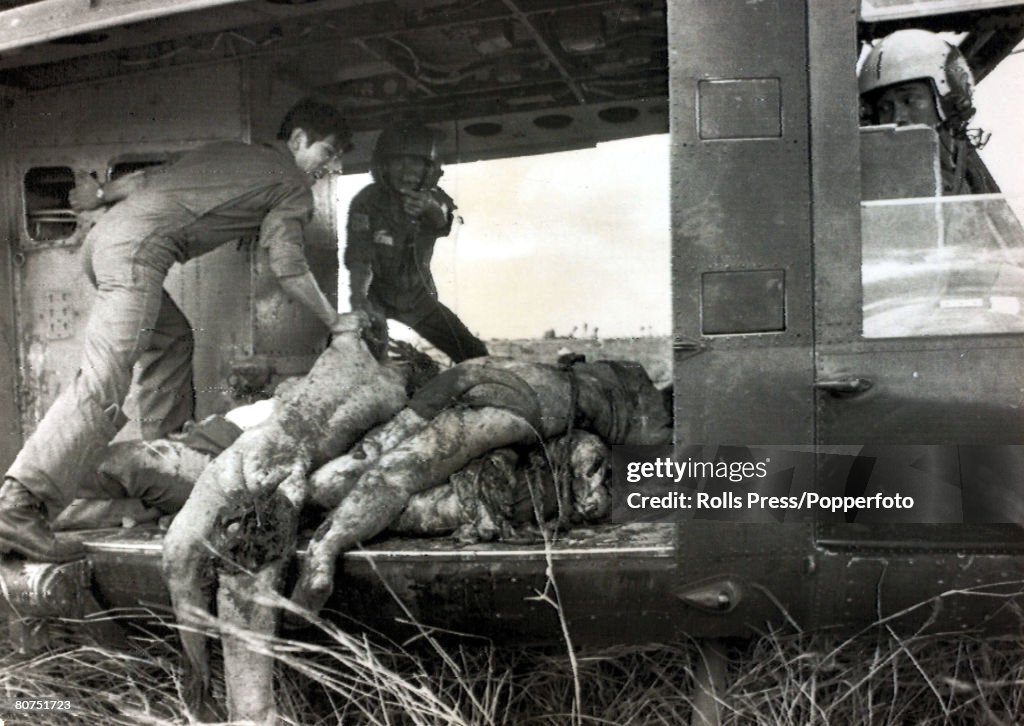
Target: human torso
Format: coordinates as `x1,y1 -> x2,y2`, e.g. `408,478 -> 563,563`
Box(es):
91,141 -> 312,262
347,183 -> 454,311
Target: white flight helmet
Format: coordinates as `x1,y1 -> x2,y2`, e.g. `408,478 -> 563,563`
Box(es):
859,29 -> 976,134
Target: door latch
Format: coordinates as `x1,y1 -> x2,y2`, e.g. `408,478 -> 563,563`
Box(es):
814,376 -> 873,396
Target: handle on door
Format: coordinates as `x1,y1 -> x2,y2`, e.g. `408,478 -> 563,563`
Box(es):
815,376 -> 873,396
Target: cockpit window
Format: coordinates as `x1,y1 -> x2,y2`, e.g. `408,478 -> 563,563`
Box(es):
862,194 -> 1024,337
858,33 -> 1024,339
24,166 -> 77,242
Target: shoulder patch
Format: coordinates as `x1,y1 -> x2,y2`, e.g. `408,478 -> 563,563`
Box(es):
350,213 -> 370,232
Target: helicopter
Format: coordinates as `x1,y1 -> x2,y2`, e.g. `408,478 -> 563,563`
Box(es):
0,0 -> 1021,669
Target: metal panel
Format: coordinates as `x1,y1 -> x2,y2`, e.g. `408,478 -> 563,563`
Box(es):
55,522 -> 1024,640
669,0 -> 814,444
7,151 -> 104,440
673,345 -> 813,444
808,0 -> 862,347
163,245 -> 254,420
0,0 -> 250,54
0,126 -> 22,469
11,62 -> 244,148
702,269 -> 785,334
817,346 -> 1024,444
697,78 -> 782,140
861,125 -> 941,201
13,242 -> 97,438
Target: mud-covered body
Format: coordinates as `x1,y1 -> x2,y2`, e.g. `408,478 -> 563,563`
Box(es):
161,315 -> 407,715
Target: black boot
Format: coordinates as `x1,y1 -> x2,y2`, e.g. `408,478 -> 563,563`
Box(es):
0,479 -> 85,562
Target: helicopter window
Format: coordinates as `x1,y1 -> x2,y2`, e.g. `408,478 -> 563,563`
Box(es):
858,71 -> 1024,339
861,193 -> 1024,338
24,166 -> 77,242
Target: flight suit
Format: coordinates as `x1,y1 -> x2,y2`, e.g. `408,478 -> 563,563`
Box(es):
7,140 -> 316,516
344,183 -> 487,362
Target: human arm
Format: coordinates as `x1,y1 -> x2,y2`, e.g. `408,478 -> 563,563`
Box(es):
346,263 -> 379,316
259,186 -> 347,334
277,271 -> 348,335
70,169 -> 148,212
398,188 -> 454,232
347,262 -> 389,354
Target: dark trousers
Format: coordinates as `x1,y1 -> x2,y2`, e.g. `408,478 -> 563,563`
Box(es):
383,299 -> 488,363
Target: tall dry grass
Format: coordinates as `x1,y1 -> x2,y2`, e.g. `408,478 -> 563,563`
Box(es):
0,605 -> 1021,725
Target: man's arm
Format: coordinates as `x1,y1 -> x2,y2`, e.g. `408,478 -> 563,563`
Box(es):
344,191 -> 387,323
69,170 -> 148,212
277,272 -> 347,335
347,263 -> 374,311
259,186 -> 349,333
347,262 -> 388,336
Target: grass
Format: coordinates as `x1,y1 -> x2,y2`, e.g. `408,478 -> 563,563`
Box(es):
0,607 -> 1021,725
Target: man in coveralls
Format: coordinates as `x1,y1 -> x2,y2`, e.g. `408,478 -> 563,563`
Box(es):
345,123 -> 488,363
0,99 -> 351,561
859,28 -> 998,195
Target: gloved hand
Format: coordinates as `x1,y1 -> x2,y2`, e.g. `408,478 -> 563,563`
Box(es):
399,189 -> 447,227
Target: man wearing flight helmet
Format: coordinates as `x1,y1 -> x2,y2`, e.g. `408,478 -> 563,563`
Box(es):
858,28 -> 999,195
345,123 -> 488,362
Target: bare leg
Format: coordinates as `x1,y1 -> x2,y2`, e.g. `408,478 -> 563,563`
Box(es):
218,563 -> 287,725
162,431 -> 304,712
307,409 -> 428,509
291,407 -> 537,614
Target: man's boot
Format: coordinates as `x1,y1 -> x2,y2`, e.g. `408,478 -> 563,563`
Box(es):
0,478 -> 84,562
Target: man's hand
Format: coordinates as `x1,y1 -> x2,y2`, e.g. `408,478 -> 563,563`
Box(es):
399,189 -> 446,226
69,171 -> 104,212
350,296 -> 386,329
329,312 -> 362,337
366,305 -> 387,332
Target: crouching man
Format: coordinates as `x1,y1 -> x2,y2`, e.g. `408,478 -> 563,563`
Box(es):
345,122 -> 488,362
0,98 -> 352,562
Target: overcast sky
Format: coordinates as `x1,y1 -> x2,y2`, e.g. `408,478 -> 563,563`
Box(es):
975,46 -> 1024,213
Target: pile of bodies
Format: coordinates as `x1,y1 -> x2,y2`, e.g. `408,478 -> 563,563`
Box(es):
73,313 -> 672,723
